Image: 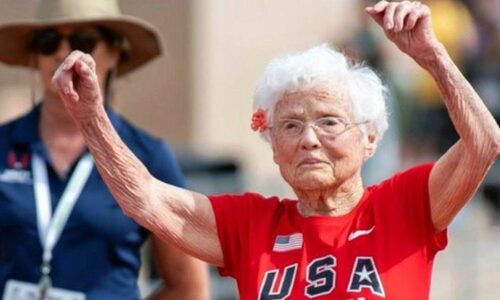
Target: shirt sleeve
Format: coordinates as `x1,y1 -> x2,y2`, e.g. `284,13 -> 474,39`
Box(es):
208,193 -> 262,278
384,163 -> 448,254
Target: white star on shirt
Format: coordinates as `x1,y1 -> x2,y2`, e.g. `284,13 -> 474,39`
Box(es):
356,266 -> 374,283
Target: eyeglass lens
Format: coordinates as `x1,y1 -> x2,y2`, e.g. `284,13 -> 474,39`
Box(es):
277,117 -> 347,137
30,29 -> 101,55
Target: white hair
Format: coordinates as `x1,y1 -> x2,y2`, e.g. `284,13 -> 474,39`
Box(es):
253,44 -> 389,146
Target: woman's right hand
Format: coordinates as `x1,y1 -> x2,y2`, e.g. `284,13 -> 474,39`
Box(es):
52,50 -> 104,121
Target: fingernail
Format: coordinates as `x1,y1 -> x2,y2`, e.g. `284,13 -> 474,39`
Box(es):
386,21 -> 393,29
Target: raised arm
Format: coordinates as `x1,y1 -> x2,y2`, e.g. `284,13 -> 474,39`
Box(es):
367,1 -> 500,231
51,51 -> 223,266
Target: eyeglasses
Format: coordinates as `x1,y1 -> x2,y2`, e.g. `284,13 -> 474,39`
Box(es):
270,116 -> 368,138
29,28 -> 107,55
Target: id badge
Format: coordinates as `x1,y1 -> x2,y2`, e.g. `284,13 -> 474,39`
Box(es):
2,280 -> 85,300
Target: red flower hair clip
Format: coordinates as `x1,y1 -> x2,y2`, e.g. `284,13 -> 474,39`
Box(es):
251,108 -> 268,132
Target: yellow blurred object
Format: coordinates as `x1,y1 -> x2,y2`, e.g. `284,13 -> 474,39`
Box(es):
414,0 -> 476,107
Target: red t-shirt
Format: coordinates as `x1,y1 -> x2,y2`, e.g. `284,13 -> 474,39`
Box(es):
209,163 -> 447,300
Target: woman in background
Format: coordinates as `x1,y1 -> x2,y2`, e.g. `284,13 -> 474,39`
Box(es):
0,0 -> 208,299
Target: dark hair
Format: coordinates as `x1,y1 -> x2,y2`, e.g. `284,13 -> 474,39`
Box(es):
96,26 -> 128,64
96,26 -> 124,48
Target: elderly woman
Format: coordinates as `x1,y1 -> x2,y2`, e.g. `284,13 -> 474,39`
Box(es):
0,0 -> 208,299
53,1 -> 499,299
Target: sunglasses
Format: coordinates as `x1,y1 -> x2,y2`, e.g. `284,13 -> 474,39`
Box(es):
29,28 -> 106,55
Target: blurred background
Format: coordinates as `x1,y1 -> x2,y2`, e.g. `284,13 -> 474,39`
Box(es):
0,0 -> 498,299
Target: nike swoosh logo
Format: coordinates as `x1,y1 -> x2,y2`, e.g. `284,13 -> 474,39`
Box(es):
348,226 -> 375,241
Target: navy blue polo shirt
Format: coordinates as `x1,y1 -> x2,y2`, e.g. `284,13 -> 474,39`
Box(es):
0,105 -> 185,299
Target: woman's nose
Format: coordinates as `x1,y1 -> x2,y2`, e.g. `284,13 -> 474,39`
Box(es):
299,125 -> 321,150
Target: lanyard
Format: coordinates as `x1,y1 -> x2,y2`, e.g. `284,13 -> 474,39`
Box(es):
32,152 -> 94,299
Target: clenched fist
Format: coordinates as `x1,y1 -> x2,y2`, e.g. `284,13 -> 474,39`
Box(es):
366,1 -> 441,63
52,50 -> 103,122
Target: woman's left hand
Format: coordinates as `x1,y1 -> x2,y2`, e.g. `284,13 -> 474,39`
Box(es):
366,1 -> 440,63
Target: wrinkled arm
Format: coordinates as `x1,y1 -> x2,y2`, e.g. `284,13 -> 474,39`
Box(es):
420,45 -> 500,231
79,108 -> 223,265
51,51 -> 223,266
367,1 -> 500,232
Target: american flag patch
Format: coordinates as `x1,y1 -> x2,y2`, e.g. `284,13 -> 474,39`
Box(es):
273,233 -> 303,252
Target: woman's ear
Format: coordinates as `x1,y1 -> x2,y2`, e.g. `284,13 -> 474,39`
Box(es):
272,144 -> 278,164
363,126 -> 378,160
270,135 -> 279,164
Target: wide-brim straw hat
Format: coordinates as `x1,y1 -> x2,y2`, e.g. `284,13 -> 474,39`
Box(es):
0,0 -> 163,76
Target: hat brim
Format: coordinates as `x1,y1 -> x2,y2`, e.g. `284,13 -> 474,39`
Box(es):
0,15 -> 162,76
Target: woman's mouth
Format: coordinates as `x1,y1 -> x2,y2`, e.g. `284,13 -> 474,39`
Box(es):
298,158 -> 325,167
